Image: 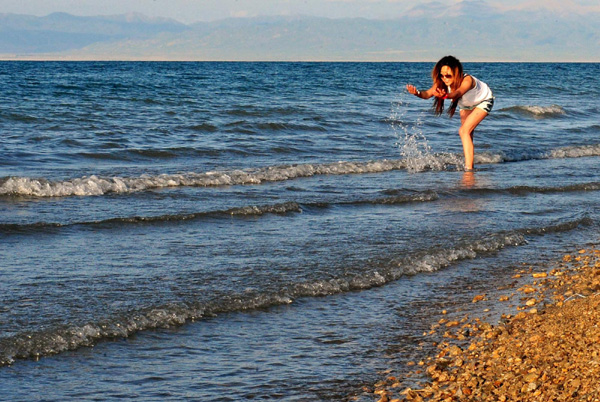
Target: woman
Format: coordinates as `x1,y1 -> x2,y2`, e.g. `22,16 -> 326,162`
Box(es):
406,55 -> 494,171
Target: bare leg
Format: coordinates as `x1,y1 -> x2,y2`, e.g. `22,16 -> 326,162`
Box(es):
458,108 -> 488,170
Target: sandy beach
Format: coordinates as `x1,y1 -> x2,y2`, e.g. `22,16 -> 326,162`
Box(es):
367,246 -> 600,402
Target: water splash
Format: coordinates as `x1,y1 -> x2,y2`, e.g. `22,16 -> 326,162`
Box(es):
388,98 -> 461,172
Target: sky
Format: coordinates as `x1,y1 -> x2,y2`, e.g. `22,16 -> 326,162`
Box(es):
1,0 -> 599,24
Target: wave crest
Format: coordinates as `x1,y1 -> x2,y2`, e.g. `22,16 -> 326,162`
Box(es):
1,192 -> 441,234
2,143 -> 600,199
501,104 -> 566,118
0,161 -> 405,198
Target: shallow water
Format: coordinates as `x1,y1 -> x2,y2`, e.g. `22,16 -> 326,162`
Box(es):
1,61 -> 599,400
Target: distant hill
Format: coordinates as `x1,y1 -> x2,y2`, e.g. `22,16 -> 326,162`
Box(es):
0,2 -> 598,61
0,12 -> 188,53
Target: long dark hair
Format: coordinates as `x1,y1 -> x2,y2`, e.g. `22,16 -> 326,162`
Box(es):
431,55 -> 463,118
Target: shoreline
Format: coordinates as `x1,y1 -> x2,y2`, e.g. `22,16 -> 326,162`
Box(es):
366,246 -> 600,402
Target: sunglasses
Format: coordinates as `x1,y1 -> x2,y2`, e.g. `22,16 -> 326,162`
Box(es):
440,74 -> 453,79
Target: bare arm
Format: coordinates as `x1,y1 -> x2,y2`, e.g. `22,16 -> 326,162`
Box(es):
445,75 -> 474,100
408,75 -> 475,100
406,84 -> 438,99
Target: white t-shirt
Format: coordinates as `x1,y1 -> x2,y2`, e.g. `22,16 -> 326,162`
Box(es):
455,75 -> 493,108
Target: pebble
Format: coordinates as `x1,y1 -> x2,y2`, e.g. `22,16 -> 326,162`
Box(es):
472,294 -> 485,303
368,247 -> 600,402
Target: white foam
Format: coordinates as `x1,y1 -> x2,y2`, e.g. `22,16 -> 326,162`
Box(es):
401,232 -> 526,275
520,105 -> 566,116
0,161 -> 406,198
1,143 -> 598,198
547,144 -> 600,159
499,144 -> 600,163
502,104 -> 566,118
474,152 -> 506,164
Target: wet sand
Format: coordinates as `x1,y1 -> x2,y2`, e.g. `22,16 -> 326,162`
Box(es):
368,247 -> 600,402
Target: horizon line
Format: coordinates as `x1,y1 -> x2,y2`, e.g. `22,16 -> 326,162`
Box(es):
0,57 -> 598,63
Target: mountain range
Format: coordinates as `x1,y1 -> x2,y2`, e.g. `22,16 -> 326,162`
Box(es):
0,2 -> 598,61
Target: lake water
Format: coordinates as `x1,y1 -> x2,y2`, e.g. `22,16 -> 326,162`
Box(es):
1,61 -> 599,400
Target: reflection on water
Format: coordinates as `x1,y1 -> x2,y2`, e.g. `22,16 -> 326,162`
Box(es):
461,171 -> 476,188
441,171 -> 488,214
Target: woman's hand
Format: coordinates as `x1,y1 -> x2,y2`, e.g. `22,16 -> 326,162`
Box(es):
434,87 -> 448,99
406,84 -> 419,96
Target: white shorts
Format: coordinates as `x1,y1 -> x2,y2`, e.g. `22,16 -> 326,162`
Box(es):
460,97 -> 495,114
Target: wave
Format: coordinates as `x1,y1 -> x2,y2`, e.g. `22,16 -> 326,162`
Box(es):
223,121 -> 328,133
0,112 -> 42,123
0,193 -> 439,234
186,123 -> 219,132
0,202 -> 302,234
518,216 -> 594,235
79,147 -> 233,161
546,145 -> 600,159
500,104 -> 566,118
2,143 -> 600,198
0,160 -> 406,198
1,217 -> 590,366
224,106 -> 309,118
478,143 -> 600,164
348,191 -> 439,205
462,181 -> 600,196
85,202 -> 304,223
6,182 -> 592,235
